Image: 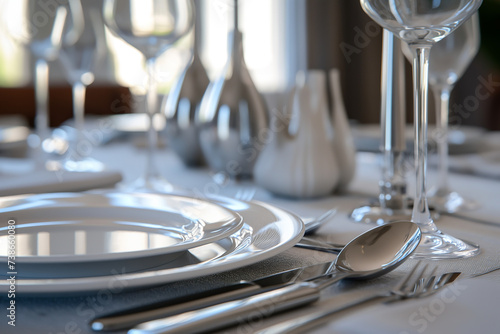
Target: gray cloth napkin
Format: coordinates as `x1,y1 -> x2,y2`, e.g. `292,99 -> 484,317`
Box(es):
0,170 -> 122,196
449,149 -> 500,179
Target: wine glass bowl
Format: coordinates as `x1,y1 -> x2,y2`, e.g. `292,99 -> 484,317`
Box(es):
426,14 -> 481,213
103,0 -> 193,59
360,0 -> 482,259
2,1 -> 67,60
60,20 -> 97,87
428,14 -> 480,88
362,0 -> 482,44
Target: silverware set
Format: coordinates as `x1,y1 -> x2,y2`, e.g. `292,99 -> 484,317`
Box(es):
89,221 -> 430,333
90,257 -> 463,334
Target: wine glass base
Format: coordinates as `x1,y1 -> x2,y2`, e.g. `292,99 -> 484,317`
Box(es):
411,230 -> 480,259
60,157 -> 107,173
350,198 -> 442,225
428,189 -> 480,213
121,175 -> 176,194
349,204 -> 412,225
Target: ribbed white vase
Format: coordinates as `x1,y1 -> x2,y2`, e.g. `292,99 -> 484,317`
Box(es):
329,68 -> 356,192
254,70 -> 340,198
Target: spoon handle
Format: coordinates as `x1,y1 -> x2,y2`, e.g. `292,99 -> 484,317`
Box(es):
254,294 -> 394,334
129,271 -> 351,334
129,282 -> 323,334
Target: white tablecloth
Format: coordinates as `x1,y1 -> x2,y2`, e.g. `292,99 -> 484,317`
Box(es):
1,139 -> 499,334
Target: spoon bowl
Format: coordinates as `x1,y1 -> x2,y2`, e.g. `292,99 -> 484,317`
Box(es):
334,221 -> 422,280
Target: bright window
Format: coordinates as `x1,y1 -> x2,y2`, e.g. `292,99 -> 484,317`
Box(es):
199,0 -> 301,93
0,0 -> 30,87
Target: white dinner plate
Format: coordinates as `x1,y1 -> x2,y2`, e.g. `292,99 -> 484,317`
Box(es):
0,195 -> 304,295
0,192 -> 243,277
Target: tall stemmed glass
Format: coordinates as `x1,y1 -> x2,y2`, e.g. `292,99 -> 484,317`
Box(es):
59,1 -> 107,172
103,0 -> 194,192
2,0 -> 69,170
360,0 -> 482,258
427,14 -> 480,213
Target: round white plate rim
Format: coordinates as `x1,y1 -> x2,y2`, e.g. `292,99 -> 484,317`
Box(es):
0,197 -> 305,294
0,192 -> 244,264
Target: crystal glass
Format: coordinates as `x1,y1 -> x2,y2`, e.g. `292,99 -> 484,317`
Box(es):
198,0 -> 269,179
103,0 -> 194,192
360,0 -> 482,258
59,1 -> 107,172
2,0 -> 72,170
350,30 -> 412,225
163,0 -> 208,167
426,14 -> 480,213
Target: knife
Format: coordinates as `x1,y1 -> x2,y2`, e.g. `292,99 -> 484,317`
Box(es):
90,261 -> 334,331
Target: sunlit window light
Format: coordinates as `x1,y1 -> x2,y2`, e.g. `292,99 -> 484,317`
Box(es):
74,230 -> 87,255
104,25 -> 147,95
199,0 -> 288,93
131,0 -> 155,35
108,230 -> 147,253
0,0 -> 30,87
37,231 -> 50,256
0,0 -> 299,96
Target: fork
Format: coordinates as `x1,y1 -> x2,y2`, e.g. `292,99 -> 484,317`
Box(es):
254,262 -> 461,334
303,209 -> 337,235
234,187 -> 257,202
234,186 -> 337,234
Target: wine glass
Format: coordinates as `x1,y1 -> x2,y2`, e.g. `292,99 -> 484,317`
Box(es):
1,0 -> 70,170
350,30 -> 412,225
103,0 -> 194,192
58,1 -> 107,172
360,0 -> 482,259
427,14 -> 480,213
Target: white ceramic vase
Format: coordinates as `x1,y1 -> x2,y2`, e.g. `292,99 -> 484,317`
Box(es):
329,68 -> 356,192
253,70 -> 340,198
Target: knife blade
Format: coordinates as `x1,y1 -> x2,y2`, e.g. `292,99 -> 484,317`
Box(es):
90,261 -> 334,331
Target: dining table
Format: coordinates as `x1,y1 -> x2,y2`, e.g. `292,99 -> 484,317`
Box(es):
0,124 -> 499,334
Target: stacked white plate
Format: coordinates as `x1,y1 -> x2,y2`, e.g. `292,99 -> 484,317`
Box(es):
0,191 -> 304,294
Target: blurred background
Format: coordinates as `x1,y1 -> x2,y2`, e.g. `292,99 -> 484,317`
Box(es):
0,0 -> 498,130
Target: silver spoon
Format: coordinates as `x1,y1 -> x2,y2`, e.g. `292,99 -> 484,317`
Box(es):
128,221 -> 421,334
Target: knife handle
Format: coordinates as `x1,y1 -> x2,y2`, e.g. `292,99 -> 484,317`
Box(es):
91,283 -> 264,331
128,282 -> 321,334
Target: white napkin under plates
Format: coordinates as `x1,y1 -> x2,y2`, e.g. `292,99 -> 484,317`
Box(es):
0,170 -> 122,196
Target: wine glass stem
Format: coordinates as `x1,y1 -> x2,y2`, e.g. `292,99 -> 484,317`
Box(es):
380,150 -> 407,210
72,81 -> 86,159
410,45 -> 435,231
34,58 -> 50,169
145,57 -> 159,181
434,87 -> 451,194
